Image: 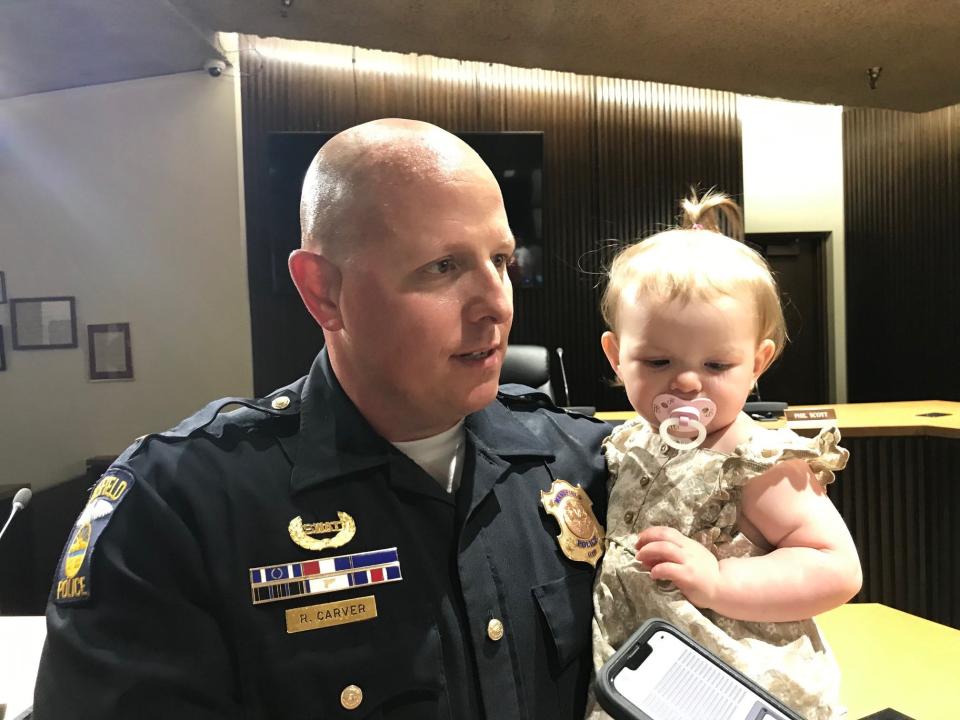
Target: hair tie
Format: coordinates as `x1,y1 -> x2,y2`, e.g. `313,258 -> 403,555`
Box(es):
691,223 -> 704,230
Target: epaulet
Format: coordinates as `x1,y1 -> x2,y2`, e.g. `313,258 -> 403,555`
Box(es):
497,383 -> 556,408
498,384 -> 608,424
117,377 -> 306,463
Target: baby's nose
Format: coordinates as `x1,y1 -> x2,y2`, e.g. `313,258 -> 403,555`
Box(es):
670,370 -> 702,393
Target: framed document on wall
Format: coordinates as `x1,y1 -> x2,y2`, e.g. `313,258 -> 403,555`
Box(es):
10,296 -> 78,350
87,322 -> 133,381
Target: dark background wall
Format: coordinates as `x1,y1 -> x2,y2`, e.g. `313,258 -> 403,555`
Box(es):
239,38 -> 743,410
843,105 -> 960,402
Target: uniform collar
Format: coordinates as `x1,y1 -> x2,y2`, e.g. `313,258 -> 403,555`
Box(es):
290,349 -> 553,495
290,349 -> 393,494
465,395 -> 555,460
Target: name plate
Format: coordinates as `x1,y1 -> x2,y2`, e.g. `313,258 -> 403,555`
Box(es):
785,407 -> 837,430
286,595 -> 378,634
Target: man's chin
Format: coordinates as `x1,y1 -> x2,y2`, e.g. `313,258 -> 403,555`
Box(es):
457,380 -> 501,416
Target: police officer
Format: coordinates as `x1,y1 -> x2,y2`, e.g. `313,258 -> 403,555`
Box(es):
35,119 -> 609,719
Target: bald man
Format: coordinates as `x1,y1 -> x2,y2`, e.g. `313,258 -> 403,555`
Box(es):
35,119 -> 609,720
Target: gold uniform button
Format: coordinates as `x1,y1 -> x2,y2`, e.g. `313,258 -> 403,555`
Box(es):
271,395 -> 291,410
340,684 -> 363,710
487,618 -> 504,641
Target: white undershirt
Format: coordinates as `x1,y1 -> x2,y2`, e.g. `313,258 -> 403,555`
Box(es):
391,420 -> 466,494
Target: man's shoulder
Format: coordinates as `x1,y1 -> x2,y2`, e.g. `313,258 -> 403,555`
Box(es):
115,377 -> 308,477
495,383 -> 611,435
494,384 -> 610,510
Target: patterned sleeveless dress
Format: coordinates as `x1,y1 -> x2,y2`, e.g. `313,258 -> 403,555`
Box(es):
589,417 -> 849,720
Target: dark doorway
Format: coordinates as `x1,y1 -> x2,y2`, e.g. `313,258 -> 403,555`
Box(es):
745,232 -> 830,405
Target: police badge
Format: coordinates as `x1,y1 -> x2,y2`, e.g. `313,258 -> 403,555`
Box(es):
540,479 -> 604,567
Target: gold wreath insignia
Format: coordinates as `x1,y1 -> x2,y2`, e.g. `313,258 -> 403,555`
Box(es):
288,511 -> 356,552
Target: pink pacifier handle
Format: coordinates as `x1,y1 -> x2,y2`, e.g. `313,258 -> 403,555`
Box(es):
653,394 -> 717,450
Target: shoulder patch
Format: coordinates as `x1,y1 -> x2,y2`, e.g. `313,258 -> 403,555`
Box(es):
52,467 -> 136,606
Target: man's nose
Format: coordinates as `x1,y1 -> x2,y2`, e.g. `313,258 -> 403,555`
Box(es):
670,369 -> 702,393
467,262 -> 513,325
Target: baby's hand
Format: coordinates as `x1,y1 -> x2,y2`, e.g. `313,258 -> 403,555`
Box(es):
635,526 -> 720,608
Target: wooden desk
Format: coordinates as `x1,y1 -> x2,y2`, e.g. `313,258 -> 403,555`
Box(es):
597,400 -> 960,438
595,402 -> 960,630
786,400 -> 960,439
819,603 -> 960,720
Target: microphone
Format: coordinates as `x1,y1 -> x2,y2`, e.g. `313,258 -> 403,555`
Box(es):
0,487 -> 32,545
555,347 -> 572,407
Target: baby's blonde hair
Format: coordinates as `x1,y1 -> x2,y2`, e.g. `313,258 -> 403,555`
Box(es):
601,191 -> 788,366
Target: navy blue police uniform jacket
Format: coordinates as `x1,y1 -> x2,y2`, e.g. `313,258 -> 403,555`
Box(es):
34,348 -> 610,720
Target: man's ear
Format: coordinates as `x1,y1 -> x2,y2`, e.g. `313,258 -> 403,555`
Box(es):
753,338 -> 777,377
289,248 -> 343,332
600,331 -> 622,379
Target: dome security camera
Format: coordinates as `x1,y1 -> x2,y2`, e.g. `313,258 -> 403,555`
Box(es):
204,59 -> 227,78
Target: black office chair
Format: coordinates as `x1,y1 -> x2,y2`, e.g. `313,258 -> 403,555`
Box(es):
743,383 -> 787,420
743,401 -> 788,420
500,345 -> 554,401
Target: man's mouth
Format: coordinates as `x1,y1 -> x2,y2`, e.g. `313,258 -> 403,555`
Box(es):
456,348 -> 496,360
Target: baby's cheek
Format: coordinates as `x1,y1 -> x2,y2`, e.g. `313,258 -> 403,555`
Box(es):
625,386 -> 652,417
713,398 -> 746,427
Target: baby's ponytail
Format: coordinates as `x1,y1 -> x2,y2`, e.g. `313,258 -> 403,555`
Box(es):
679,190 -> 744,241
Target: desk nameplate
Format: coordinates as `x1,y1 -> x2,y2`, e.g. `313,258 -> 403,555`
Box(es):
785,407 -> 837,430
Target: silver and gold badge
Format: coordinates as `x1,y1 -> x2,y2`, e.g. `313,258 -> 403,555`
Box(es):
540,479 -> 604,567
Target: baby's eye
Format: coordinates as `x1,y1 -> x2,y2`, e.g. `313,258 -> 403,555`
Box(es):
705,362 -> 733,372
643,359 -> 670,368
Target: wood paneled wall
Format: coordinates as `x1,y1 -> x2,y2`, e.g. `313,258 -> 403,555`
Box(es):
240,37 -> 743,408
843,105 -> 960,402
831,436 -> 960,628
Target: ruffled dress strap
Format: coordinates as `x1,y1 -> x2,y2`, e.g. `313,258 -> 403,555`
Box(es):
601,416 -> 664,486
723,425 -> 849,489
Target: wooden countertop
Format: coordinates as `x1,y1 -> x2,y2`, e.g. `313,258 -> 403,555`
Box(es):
596,400 -> 960,439
818,603 -> 960,719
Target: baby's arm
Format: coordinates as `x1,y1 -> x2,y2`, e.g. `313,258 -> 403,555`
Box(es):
636,458 -> 862,622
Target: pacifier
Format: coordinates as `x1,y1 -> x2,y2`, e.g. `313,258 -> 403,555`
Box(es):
653,394 -> 717,450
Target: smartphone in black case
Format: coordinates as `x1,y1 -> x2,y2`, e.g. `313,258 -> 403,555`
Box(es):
596,619 -> 804,720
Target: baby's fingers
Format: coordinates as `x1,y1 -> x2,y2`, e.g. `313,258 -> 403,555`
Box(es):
636,526 -> 686,550
636,540 -> 685,568
647,562 -> 684,583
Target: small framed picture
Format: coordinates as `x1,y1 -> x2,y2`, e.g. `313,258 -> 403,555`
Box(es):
0,326 -> 6,371
0,271 -> 7,303
10,296 -> 78,350
88,323 -> 133,381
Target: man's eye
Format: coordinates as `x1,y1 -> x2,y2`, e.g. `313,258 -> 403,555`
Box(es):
493,253 -> 514,268
643,359 -> 670,368
427,258 -> 455,274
